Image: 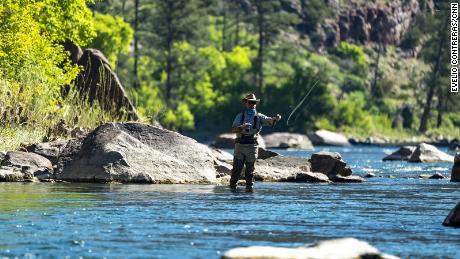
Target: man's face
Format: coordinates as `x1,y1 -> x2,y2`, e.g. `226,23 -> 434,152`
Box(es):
245,100 -> 257,109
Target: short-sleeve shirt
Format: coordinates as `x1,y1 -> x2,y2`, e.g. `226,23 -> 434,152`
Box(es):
232,110 -> 272,137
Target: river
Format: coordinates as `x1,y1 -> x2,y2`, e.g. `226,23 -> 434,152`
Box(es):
0,146 -> 459,258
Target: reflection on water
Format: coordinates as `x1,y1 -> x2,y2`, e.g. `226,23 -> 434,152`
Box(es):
0,146 -> 459,258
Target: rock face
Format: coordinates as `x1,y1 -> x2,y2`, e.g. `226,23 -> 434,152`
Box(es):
75,49 -> 139,120
56,122 -> 217,183
0,151 -> 53,181
315,0 -> 428,48
221,237 -> 399,259
309,151 -> 352,177
443,202 -> 460,228
263,132 -> 313,149
308,130 -> 350,146
213,133 -> 266,149
383,146 -> 416,161
451,153 -> 460,182
408,143 -> 454,163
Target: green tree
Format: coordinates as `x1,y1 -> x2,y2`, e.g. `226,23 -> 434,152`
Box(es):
148,0 -> 208,103
89,12 -> 133,68
419,1 -> 450,133
249,0 -> 296,90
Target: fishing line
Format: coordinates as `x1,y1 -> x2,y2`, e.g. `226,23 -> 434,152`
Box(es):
286,79 -> 320,127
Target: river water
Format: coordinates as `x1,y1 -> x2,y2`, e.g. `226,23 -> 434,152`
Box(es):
0,146 -> 459,258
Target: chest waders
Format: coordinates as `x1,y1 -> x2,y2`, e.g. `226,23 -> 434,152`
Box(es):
230,112 -> 259,191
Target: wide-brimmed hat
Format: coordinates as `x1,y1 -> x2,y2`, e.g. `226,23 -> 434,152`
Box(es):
242,93 -> 260,102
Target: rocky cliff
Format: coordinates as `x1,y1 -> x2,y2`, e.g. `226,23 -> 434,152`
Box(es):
280,0 -> 433,49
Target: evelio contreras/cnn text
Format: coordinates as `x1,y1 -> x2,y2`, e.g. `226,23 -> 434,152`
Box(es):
452,2 -> 458,92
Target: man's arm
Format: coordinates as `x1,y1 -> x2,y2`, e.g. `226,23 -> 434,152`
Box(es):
259,113 -> 282,126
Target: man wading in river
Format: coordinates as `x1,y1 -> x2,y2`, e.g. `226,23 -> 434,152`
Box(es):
230,93 -> 281,191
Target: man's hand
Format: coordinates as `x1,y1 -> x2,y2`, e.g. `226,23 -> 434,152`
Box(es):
271,114 -> 282,125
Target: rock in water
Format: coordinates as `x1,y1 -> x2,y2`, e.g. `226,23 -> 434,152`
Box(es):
221,238 -> 399,259
308,130 -> 350,146
213,133 -> 266,149
56,122 -> 217,184
451,153 -> 460,182
408,143 -> 454,163
383,146 -> 416,161
0,151 -> 53,181
257,147 -> 279,160
263,132 -> 313,149
309,151 -> 352,177
443,201 -> 460,227
254,156 -> 312,182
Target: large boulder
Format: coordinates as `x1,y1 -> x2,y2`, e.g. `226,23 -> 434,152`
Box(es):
309,151 -> 352,177
408,143 -> 454,163
221,238 -> 399,259
451,153 -> 460,182
308,130 -> 350,146
75,49 -> 139,120
0,151 -> 53,181
56,122 -> 217,184
263,132 -> 313,149
443,201 -> 460,227
213,133 -> 265,149
383,146 -> 416,161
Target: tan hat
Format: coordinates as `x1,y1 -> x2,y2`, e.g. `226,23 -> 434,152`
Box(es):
242,93 -> 260,102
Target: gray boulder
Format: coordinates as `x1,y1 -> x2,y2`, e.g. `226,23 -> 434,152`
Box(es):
211,148 -> 234,164
418,173 -> 445,179
221,238 -> 399,259
443,201 -> 460,227
408,143 -> 454,163
75,49 -> 139,120
0,151 -> 53,181
254,156 -> 313,182
263,132 -> 313,149
309,151 -> 352,177
383,146 -> 415,161
308,130 -> 350,146
213,133 -> 265,149
56,122 -> 217,184
451,153 -> 460,182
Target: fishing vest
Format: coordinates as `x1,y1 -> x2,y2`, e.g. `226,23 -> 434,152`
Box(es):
235,112 -> 259,145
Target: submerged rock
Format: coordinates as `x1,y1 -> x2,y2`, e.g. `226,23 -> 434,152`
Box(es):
308,130 -> 350,146
418,173 -> 445,179
383,146 -> 415,161
451,153 -> 460,182
213,133 -> 266,149
56,122 -> 217,184
364,172 -> 376,178
309,151 -> 352,177
443,201 -> 460,228
408,143 -> 454,163
330,175 -> 364,183
263,132 -> 313,149
221,237 -> 399,259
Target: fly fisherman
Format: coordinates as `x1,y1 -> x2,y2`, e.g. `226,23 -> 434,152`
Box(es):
230,93 -> 281,191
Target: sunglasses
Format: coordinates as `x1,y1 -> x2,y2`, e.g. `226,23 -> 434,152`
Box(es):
247,101 -> 257,105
